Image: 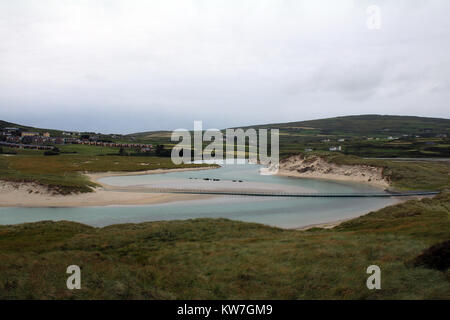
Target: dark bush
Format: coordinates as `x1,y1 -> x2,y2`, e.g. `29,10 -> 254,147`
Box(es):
410,240 -> 450,271
44,150 -> 60,156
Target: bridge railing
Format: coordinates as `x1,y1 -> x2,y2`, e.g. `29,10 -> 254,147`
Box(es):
126,187 -> 440,198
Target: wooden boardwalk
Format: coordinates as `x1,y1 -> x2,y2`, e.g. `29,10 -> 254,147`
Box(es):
136,188 -> 440,198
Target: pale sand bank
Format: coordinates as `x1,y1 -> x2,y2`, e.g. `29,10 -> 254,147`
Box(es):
294,218 -> 352,231
0,181 -> 212,208
275,154 -> 390,189
0,167 -> 215,208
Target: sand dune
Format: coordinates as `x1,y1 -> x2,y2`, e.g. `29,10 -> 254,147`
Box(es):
275,154 -> 389,189
0,167 -> 214,208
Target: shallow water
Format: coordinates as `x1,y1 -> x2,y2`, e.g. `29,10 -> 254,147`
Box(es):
0,162 -> 397,228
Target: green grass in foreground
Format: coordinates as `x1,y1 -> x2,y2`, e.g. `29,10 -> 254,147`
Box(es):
0,192 -> 448,299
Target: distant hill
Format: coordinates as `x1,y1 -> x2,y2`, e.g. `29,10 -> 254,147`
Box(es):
237,115 -> 450,137
0,120 -> 64,136
125,130 -> 172,139
125,115 -> 450,140
0,120 -> 32,130
3,114 -> 449,140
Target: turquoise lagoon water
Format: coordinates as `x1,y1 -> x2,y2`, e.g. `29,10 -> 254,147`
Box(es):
0,162 -> 397,228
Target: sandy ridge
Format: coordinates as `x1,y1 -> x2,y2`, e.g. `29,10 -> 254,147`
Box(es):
275,154 -> 390,189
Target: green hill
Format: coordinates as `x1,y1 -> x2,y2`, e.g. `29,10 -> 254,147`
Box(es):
0,120 -> 33,130
3,115 -> 450,158
0,120 -> 64,137
238,114 -> 450,137
4,114 -> 449,140
125,114 -> 449,143
233,115 -> 450,158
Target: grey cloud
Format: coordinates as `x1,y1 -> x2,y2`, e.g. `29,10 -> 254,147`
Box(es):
0,0 -> 449,133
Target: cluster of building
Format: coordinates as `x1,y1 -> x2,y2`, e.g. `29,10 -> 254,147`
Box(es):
321,138 -> 345,143
329,146 -> 342,151
0,141 -> 55,150
1,127 -> 65,145
368,133 -> 447,140
76,140 -> 153,152
0,127 -> 152,152
304,146 -> 342,152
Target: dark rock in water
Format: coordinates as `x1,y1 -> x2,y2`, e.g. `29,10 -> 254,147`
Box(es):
213,179 -> 220,181
297,166 -> 312,173
203,178 -> 210,181
232,180 -> 237,182
409,240 -> 450,271
238,180 -> 243,182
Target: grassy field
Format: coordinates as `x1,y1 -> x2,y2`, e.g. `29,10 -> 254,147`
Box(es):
123,115 -> 450,158
0,147 -> 211,194
0,192 -> 448,299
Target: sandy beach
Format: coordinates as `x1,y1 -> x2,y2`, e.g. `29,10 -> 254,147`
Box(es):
0,167 -> 215,208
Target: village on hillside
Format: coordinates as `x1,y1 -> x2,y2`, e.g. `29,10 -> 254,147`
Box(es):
0,127 -> 153,152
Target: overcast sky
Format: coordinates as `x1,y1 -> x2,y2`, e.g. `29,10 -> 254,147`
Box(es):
0,0 -> 449,133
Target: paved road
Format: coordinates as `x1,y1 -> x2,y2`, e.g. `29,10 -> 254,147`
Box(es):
363,157 -> 450,162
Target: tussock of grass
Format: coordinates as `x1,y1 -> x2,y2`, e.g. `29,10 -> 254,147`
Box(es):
0,193 -> 448,299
